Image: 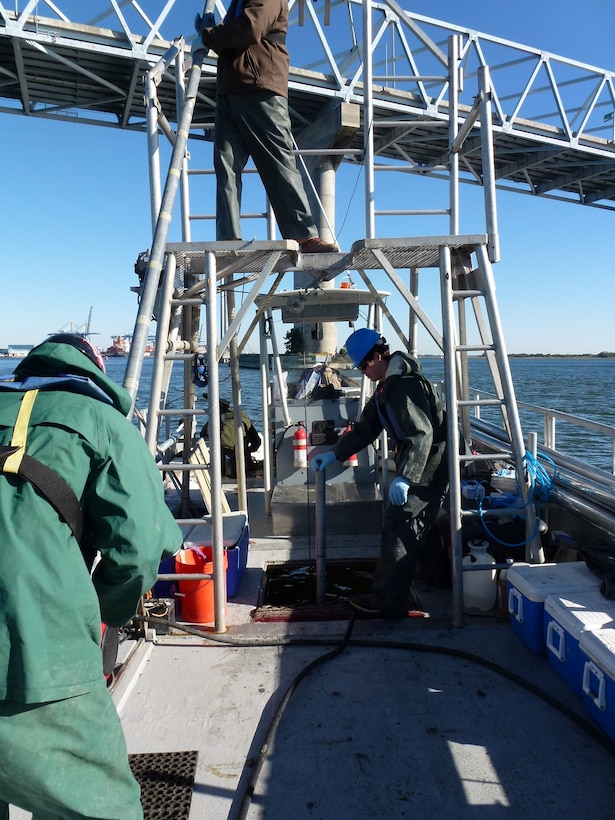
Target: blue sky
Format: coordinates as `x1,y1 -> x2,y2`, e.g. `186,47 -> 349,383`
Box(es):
1,0 -> 614,355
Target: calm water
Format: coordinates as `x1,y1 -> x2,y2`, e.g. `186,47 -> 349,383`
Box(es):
2,355 -> 613,471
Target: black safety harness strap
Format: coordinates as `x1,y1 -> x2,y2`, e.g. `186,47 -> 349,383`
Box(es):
0,389 -> 84,547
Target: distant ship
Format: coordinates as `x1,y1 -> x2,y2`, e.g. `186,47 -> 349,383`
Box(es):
104,335 -> 131,357
104,335 -> 155,358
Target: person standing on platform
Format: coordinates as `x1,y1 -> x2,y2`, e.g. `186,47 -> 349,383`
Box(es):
312,329 -> 449,618
194,0 -> 339,252
0,334 -> 183,820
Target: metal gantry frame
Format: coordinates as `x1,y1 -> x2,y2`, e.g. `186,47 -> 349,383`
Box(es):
3,1 -> 590,629
119,4 -> 546,631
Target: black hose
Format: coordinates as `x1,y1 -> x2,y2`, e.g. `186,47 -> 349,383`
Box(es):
234,612 -> 357,819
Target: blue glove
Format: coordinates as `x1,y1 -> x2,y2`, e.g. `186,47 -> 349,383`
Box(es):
389,476 -> 411,506
194,11 -> 215,34
312,451 -> 336,472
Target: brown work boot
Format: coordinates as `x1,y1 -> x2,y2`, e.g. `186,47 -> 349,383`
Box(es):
298,236 -> 339,253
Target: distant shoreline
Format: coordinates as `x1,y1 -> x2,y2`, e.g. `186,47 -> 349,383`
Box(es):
2,352 -> 614,362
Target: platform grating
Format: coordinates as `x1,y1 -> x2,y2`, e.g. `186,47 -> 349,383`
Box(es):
129,750 -> 198,820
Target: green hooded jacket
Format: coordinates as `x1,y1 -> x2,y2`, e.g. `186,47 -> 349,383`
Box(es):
0,341 -> 182,703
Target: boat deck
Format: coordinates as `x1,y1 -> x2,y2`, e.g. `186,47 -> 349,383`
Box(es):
110,532 -> 615,819
11,485 -> 615,819
118,483 -> 615,819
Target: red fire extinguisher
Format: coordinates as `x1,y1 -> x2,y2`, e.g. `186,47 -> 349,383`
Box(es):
342,423 -> 358,467
293,422 -> 308,468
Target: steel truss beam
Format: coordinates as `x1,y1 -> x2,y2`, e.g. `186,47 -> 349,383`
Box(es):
1,0 -> 615,208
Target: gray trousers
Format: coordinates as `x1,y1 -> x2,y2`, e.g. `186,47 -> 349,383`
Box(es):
214,90 -> 318,241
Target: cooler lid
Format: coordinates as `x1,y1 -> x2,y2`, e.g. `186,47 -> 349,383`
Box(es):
183,511 -> 248,548
580,626 -> 615,671
545,590 -> 615,635
507,562 -> 599,602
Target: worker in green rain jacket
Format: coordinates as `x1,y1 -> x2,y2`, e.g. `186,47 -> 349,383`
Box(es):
0,335 -> 182,820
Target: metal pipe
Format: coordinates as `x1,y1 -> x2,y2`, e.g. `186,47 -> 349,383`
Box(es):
408,267 -> 419,357
145,70 -> 161,235
440,244 -> 464,627
315,469 -> 327,605
362,0 -> 375,238
228,288 -> 248,513
259,316 -> 273,516
479,65 -> 500,262
205,250 -> 226,633
124,45 -> 204,409
448,35 -> 460,234
175,48 -> 192,243
145,252 -> 177,454
268,308 -> 292,429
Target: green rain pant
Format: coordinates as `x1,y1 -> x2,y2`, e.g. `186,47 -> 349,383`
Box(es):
0,676 -> 142,820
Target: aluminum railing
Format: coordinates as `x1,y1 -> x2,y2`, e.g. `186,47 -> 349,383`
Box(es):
470,390 -> 615,476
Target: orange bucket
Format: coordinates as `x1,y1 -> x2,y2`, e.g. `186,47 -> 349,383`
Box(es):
175,546 -> 227,623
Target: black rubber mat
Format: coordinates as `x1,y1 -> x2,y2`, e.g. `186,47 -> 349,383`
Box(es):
129,750 -> 198,820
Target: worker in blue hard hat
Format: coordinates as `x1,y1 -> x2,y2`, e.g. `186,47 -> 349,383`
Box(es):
312,329 -> 449,618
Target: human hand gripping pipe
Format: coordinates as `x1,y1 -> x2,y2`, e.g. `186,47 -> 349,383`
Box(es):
312,451 -> 336,472
193,0 -> 215,53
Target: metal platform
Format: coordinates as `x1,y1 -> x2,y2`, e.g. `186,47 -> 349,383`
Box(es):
163,235 -> 488,283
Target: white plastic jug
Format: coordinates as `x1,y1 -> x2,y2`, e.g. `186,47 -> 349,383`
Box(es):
463,540 -> 497,611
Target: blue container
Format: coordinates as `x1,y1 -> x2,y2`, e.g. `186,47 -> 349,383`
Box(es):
507,562 -> 599,654
580,627 -> 615,743
226,521 -> 249,598
544,590 -> 615,695
153,555 -> 177,599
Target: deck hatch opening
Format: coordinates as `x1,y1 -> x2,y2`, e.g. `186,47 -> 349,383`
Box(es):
252,558 -> 376,621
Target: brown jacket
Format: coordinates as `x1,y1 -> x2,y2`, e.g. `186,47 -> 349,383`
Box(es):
201,0 -> 289,97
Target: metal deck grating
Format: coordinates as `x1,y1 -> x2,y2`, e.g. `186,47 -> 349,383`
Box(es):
129,750 -> 198,820
166,234 -> 489,281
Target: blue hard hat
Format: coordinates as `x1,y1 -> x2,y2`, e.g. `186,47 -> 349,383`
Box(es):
345,328 -> 382,367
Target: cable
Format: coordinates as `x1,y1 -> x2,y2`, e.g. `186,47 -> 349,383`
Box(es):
234,612 -> 357,819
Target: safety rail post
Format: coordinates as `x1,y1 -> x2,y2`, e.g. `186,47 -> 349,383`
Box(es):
205,250 -> 227,633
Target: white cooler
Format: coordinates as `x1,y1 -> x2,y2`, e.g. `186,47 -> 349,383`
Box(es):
507,562 -> 599,654
544,590 -> 615,695
580,627 -> 615,743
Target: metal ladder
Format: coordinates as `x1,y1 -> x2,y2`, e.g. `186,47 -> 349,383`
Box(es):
440,242 -> 544,627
